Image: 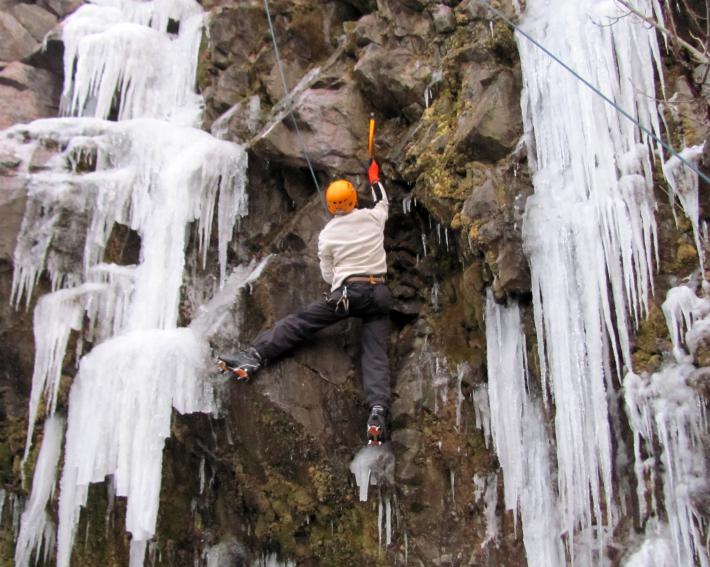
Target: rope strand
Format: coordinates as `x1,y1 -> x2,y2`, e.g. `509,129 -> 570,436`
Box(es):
263,0 -> 328,213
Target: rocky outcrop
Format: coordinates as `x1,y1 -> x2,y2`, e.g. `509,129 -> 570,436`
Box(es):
1,0 -> 709,566
0,62 -> 61,129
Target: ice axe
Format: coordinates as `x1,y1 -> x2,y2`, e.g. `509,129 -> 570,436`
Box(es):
367,112 -> 376,161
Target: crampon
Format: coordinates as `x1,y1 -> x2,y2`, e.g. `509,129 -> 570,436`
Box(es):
216,358 -> 250,380
366,405 -> 388,446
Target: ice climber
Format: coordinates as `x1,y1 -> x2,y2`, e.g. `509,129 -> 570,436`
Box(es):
217,159 -> 392,446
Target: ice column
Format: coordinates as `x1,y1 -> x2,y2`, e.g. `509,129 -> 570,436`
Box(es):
518,0 -> 664,555
485,291 -> 564,566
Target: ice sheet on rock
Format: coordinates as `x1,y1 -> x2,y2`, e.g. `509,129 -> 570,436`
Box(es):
349,445 -> 395,502
518,0 -> 666,558
56,327 -> 216,567
84,263 -> 136,342
15,415 -> 64,567
662,144 -> 706,273
190,257 -> 272,339
61,0 -> 204,125
622,520 -> 676,567
624,366 -> 709,567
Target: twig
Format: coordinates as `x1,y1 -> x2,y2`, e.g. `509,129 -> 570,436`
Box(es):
615,0 -> 710,64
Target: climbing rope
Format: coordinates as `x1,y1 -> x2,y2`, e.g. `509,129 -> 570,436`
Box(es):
263,0 -> 328,213
475,0 -> 710,186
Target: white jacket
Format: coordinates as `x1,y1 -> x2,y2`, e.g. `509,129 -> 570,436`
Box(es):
318,181 -> 388,290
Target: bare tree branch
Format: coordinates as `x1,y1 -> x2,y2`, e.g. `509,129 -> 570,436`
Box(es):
615,0 -> 710,64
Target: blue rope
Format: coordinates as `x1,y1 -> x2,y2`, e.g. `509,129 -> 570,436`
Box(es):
263,0 -> 328,213
476,0 -> 710,187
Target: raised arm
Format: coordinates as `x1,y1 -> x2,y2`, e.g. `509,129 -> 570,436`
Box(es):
368,159 -> 389,220
318,233 -> 334,285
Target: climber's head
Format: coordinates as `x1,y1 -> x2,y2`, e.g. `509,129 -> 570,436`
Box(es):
326,179 -> 357,215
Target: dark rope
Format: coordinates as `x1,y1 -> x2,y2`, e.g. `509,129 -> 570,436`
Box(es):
263,0 -> 329,213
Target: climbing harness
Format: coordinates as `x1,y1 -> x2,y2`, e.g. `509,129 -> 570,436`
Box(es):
473,0 -> 710,186
263,0 -> 328,213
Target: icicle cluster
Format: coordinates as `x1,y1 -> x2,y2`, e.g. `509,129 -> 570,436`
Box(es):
7,0 -> 252,565
8,118 -> 248,313
518,0 -> 665,559
56,328 -> 215,566
61,0 -> 204,125
624,283 -> 710,567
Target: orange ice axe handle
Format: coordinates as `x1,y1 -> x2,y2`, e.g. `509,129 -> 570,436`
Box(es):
368,112 -> 376,159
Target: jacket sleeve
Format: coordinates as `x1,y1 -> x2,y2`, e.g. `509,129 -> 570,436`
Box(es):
318,231 -> 334,285
370,180 -> 389,224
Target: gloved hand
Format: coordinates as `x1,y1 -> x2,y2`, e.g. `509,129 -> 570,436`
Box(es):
368,159 -> 380,184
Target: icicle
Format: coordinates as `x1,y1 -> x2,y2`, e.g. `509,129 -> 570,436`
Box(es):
378,491 -> 383,548
5,118 -> 248,312
385,496 -> 392,546
474,473 -> 499,548
455,362 -> 468,429
471,384 -> 491,448
430,280 -> 440,310
662,144 -> 706,274
450,470 -> 455,507
15,415 -> 64,567
22,287 -> 87,466
349,446 -> 395,503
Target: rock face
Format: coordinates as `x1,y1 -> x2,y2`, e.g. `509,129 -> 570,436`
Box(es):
0,0 -> 709,566
0,62 -> 61,129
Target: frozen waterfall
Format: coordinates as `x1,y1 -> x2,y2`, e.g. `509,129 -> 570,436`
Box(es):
7,0 -> 249,565
518,0 -> 664,560
481,0 -> 708,565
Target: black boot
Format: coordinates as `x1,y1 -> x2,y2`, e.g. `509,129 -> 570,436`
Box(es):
217,347 -> 262,380
367,404 -> 389,446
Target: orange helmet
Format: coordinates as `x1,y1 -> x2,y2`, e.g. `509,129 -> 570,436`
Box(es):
326,179 -> 357,215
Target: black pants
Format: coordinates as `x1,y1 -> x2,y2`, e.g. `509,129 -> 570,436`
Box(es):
253,282 -> 392,409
